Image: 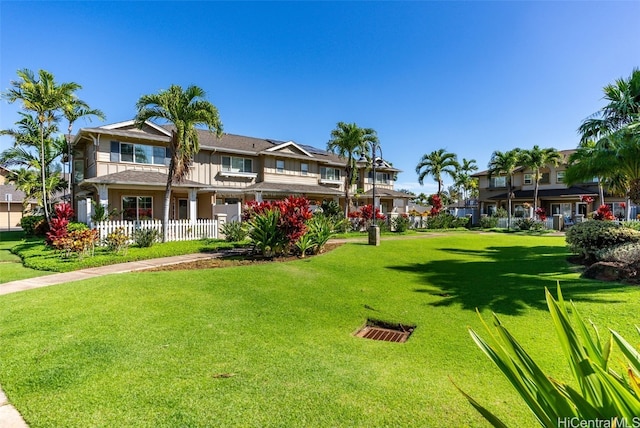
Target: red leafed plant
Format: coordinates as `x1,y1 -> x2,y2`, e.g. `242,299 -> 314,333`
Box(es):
535,207 -> 547,221
427,194 -> 443,216
580,195 -> 594,203
243,196 -> 312,248
356,204 -> 386,222
46,203 -> 74,248
594,204 -> 615,221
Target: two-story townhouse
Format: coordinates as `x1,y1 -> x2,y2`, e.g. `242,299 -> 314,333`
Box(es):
70,120 -> 409,223
0,166 -> 35,229
473,149 -> 634,221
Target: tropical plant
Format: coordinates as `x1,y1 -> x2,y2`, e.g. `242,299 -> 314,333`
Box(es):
392,213 -> 411,233
220,221 -> 248,242
454,158 -> 478,204
479,215 -> 498,229
427,194 -> 443,216
594,204 -> 615,221
565,220 -> 640,263
565,140 -> 610,204
104,227 -> 130,254
20,215 -> 47,236
415,148 -> 459,197
133,228 -> 161,248
306,214 -> 334,253
519,146 -> 562,212
90,200 -> 119,223
327,122 -> 378,217
457,284 -> 640,427
247,209 -> 286,257
2,69 -> 84,222
46,202 -> 74,248
294,233 -> 316,258
487,149 -> 522,230
135,84 -> 223,242
576,69 -> 640,205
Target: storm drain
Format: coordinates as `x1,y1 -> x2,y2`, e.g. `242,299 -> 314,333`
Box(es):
355,319 -> 416,343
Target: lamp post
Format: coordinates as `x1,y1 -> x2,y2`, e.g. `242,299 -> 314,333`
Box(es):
357,142 -> 382,246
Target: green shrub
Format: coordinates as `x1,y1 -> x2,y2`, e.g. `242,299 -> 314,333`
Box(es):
20,215 -> 47,236
248,210 -> 287,257
565,220 -> 640,262
457,284 -> 640,427
494,207 -> 508,218
104,227 -> 129,254
319,200 -> 342,219
622,221 -> 640,231
294,233 -> 316,257
595,242 -> 640,264
392,214 -> 411,233
427,213 -> 468,229
67,222 -> 89,233
220,221 -> 248,242
514,218 -> 545,232
133,228 -> 160,248
479,215 -> 499,229
306,215 -> 334,253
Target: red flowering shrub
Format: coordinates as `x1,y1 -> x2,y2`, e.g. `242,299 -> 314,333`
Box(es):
347,204 -> 386,231
581,195 -> 594,203
46,203 -> 74,248
594,205 -> 615,221
427,194 -> 443,216
535,207 -> 547,221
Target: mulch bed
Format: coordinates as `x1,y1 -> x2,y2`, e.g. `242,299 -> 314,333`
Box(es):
146,242 -> 344,272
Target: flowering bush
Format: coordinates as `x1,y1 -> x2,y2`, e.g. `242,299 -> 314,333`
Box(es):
580,195 -> 594,203
348,204 -> 386,231
593,204 -> 615,221
46,203 -> 74,248
535,207 -> 547,221
392,213 -> 411,233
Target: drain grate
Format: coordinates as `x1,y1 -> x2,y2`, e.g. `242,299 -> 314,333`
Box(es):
355,319 -> 415,343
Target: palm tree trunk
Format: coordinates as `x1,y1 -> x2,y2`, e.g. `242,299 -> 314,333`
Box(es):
163,158 -> 176,243
344,174 -> 351,218
39,124 -> 50,222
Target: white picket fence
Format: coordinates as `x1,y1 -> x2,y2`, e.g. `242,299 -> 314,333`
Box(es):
93,219 -> 219,244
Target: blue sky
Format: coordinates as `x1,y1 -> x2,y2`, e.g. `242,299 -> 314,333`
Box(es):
1,1 -> 639,194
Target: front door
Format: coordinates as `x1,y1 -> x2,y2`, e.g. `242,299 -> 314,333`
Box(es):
178,199 -> 188,220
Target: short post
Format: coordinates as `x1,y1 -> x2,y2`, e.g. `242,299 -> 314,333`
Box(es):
368,224 -> 380,246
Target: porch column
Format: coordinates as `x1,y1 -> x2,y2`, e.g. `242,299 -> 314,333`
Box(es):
189,188 -> 197,223
97,184 -> 108,211
255,192 -> 263,202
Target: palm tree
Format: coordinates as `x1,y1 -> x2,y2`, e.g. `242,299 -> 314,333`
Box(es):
3,168 -> 40,212
564,140 -> 611,204
327,122 -> 378,217
0,113 -> 67,211
2,69 -> 82,221
519,146 -> 562,213
135,84 -> 223,242
454,158 -> 478,204
577,68 -> 640,204
487,149 -> 521,229
415,149 -> 459,197
61,100 -> 105,197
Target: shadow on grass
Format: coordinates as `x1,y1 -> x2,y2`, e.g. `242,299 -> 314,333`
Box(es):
387,245 -> 628,316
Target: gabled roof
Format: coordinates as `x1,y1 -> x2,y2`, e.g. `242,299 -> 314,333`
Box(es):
0,184 -> 30,203
263,140 -> 314,158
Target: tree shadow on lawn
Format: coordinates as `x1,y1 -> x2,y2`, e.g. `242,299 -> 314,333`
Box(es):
387,245 -> 629,316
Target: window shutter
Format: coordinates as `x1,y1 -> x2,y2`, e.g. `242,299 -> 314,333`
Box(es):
110,141 -> 120,162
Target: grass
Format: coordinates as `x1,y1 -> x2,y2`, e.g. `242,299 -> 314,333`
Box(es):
0,232 -> 638,427
8,235 -> 242,273
0,231 -> 51,284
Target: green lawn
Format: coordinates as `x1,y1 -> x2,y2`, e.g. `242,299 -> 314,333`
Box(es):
0,232 -> 638,427
0,231 -> 51,284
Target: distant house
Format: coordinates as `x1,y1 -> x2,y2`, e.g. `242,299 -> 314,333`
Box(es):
473,149 -> 635,222
70,120 -> 410,223
0,166 -> 35,230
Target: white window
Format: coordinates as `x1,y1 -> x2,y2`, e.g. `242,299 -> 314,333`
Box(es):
320,167 -> 340,181
524,174 -> 533,185
276,159 -> 285,173
122,196 -> 153,221
300,163 -> 308,175
369,171 -> 390,184
222,156 -> 252,173
557,171 -> 565,183
111,141 -> 169,165
490,176 -> 506,187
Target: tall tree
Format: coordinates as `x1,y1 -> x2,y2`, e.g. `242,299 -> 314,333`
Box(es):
415,148 -> 459,196
135,84 -> 223,242
0,113 -> 67,211
564,140 -> 610,204
327,122 -> 378,217
487,149 -> 521,229
519,146 -> 562,213
454,158 -> 478,204
2,69 -> 82,221
577,68 -> 640,204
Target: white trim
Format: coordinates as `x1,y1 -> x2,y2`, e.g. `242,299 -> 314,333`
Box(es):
101,120 -> 172,136
265,141 -> 314,157
219,171 -> 257,179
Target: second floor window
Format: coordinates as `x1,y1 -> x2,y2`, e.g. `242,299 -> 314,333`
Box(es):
222,156 -> 252,173
300,163 -> 308,175
540,172 -> 550,184
368,171 -> 390,184
490,176 -> 506,187
111,141 -> 169,165
524,174 -> 533,185
276,159 -> 285,173
320,167 -> 341,181
556,171 -> 565,183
